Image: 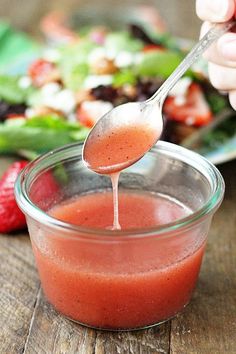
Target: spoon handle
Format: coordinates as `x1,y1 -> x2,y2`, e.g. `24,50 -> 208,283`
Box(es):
147,20 -> 236,105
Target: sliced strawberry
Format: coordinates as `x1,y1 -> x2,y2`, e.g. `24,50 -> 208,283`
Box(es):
0,161 -> 28,233
163,82 -> 213,127
6,113 -> 26,120
143,44 -> 165,52
76,100 -> 113,128
28,59 -> 57,87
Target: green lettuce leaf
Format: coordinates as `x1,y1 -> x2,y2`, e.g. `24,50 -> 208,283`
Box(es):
0,115 -> 89,155
58,40 -> 96,90
0,75 -> 33,104
105,32 -> 143,56
112,69 -> 137,87
205,92 -> 228,115
199,116 -> 236,153
135,50 -> 184,78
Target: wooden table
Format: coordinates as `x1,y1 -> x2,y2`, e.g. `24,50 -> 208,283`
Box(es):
0,156 -> 235,354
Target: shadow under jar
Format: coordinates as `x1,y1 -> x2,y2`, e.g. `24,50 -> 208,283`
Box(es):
15,141 -> 224,331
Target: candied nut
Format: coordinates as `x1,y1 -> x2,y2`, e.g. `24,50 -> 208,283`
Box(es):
90,58 -> 118,75
122,85 -> 137,99
75,89 -> 94,105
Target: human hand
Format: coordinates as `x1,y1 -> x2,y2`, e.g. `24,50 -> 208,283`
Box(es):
196,0 -> 236,109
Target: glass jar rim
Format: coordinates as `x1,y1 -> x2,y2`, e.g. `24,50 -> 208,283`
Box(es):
15,141 -> 225,240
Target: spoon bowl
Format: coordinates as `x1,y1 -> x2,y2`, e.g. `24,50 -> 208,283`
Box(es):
83,101 -> 163,174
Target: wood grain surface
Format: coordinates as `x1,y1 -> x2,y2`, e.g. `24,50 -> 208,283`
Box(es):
0,155 -> 235,354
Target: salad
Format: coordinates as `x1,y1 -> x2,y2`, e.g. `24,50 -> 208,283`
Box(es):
0,14 -> 233,160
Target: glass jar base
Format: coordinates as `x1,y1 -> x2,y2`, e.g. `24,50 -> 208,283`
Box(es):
65,313 -> 176,332
57,302 -> 190,332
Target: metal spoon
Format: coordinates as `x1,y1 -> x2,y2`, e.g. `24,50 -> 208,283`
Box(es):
83,21 -> 235,173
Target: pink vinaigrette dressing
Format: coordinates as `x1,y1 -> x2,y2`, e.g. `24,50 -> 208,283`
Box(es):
33,191 -> 205,329
32,123 -> 206,329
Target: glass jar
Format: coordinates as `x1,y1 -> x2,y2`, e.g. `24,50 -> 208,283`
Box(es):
15,141 -> 224,330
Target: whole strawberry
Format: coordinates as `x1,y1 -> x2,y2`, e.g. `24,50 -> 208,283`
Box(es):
0,161 -> 28,233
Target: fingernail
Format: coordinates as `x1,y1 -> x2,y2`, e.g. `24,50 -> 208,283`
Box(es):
197,0 -> 230,21
208,0 -> 229,20
218,34 -> 236,60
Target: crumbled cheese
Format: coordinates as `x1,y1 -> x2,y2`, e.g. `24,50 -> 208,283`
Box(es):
106,48 -> 117,60
169,77 -> 192,97
88,47 -> 107,66
81,100 -> 113,120
133,53 -> 143,65
115,51 -> 134,68
67,112 -> 77,123
25,108 -> 36,118
174,96 -> 187,106
169,77 -> 192,105
36,84 -> 76,115
41,83 -> 61,96
83,75 -> 113,89
185,116 -> 196,125
43,89 -> 76,115
43,48 -> 61,62
18,76 -> 32,89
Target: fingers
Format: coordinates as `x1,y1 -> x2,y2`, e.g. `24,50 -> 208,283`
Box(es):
218,32 -> 236,61
208,63 -> 236,90
196,0 -> 236,110
200,22 -> 236,67
196,0 -> 235,22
